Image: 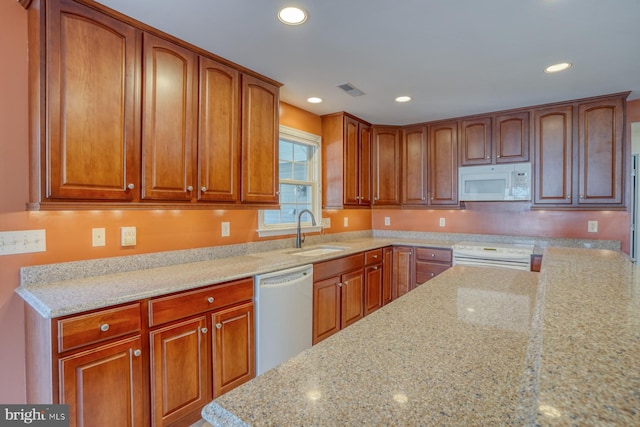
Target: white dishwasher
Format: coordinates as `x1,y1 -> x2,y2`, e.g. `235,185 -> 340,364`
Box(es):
254,264 -> 313,375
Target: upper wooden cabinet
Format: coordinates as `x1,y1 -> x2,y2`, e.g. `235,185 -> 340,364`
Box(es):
141,33 -> 198,201
402,125 -> 429,205
41,0 -> 141,202
372,126 -> 402,206
322,113 -> 372,208
241,75 -> 280,205
460,113 -> 529,166
26,0 -> 280,209
197,57 -> 241,202
429,121 -> 459,206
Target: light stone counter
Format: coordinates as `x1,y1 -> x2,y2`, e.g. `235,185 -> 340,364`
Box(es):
202,248 -> 640,426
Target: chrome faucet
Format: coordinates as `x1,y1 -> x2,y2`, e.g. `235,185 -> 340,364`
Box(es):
296,209 -> 316,248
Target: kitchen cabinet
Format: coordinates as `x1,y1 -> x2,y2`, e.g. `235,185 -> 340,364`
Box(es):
364,249 -> 384,315
460,117 -> 492,166
493,112 -> 530,164
321,113 -> 372,208
402,125 -> 429,205
372,126 -> 402,206
142,33 -> 198,201
241,75 -> 280,205
392,246 -> 415,299
312,253 -> 365,344
25,0 -> 280,209
415,247 -> 452,285
382,247 -> 393,305
38,0 -> 141,203
532,93 -> 627,208
429,121 -> 459,205
531,254 -> 543,272
197,57 -> 240,202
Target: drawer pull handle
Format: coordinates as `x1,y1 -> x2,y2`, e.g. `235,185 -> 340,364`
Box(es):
207,297 -> 215,304
201,327 -> 208,334
133,349 -> 142,357
100,324 -> 110,332
216,323 -> 222,329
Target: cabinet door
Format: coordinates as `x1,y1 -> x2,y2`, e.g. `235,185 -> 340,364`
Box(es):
312,276 -> 341,344
494,112 -> 530,163
359,123 -> 373,206
533,106 -> 573,205
578,97 -> 624,205
382,247 -> 393,305
150,317 -> 210,426
364,263 -> 383,315
142,33 -> 197,201
212,302 -> 255,397
429,121 -> 458,205
198,56 -> 240,202
46,0 -> 140,201
59,336 -> 145,427
241,75 -> 279,204
343,116 -> 360,205
392,246 -> 415,299
402,126 -> 429,206
372,127 -> 401,205
415,262 -> 450,285
460,117 -> 492,166
341,269 -> 364,328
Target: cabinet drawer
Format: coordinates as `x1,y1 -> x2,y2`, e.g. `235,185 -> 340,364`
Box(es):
415,262 -> 450,285
415,247 -> 452,263
313,253 -> 364,282
364,249 -> 383,265
58,303 -> 141,353
149,277 -> 253,327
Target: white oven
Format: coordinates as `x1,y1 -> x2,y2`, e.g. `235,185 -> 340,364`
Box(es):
452,242 -> 534,271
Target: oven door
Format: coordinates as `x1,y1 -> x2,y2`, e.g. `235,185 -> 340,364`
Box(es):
458,172 -> 510,201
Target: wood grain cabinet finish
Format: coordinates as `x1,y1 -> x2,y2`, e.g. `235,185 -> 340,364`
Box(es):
402,125 -> 429,206
415,247 -> 452,286
533,105 -> 573,205
494,112 -> 530,164
392,246 -> 415,299
312,253 -> 365,344
241,75 -> 280,205
372,126 -> 402,206
42,0 -> 140,202
429,121 -> 459,206
197,56 -> 241,202
364,249 -> 384,315
59,336 -> 145,427
150,316 -> 210,427
142,33 -> 198,201
460,117 -> 492,166
321,113 -> 372,208
382,247 -> 393,305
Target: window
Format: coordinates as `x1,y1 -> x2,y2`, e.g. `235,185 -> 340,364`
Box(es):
258,125 -> 322,237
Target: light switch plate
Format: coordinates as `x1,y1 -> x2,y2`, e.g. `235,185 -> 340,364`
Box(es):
439,218 -> 446,227
384,217 -> 390,226
0,229 -> 46,255
120,226 -> 137,246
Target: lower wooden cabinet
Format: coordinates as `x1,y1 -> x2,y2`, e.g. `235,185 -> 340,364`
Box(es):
59,336 -> 145,427
382,247 -> 393,305
392,246 -> 415,299
415,247 -> 452,286
393,246 -> 452,299
364,248 -> 384,315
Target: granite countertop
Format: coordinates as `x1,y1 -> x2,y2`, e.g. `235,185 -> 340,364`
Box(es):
202,247 -> 640,426
16,236 -> 455,318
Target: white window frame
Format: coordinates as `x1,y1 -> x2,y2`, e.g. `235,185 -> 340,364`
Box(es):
257,125 -> 322,238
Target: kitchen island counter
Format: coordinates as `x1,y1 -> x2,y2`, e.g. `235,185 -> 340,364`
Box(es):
203,247 -> 640,426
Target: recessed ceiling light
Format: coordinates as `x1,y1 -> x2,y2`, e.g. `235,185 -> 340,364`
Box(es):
307,97 -> 322,104
395,96 -> 412,103
277,7 -> 308,25
544,62 -> 572,73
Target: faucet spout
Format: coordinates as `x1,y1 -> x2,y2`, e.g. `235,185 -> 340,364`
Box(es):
296,209 -> 316,248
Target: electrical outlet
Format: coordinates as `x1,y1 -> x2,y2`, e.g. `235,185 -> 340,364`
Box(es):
384,217 -> 390,226
92,228 -> 106,247
343,217 -> 349,227
588,220 -> 598,233
439,218 -> 446,227
120,226 -> 137,246
221,222 -> 230,237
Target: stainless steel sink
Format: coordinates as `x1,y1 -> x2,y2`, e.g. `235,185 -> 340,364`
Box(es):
290,246 -> 348,257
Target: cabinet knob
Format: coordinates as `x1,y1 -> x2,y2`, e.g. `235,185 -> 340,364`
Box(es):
373,255 -> 378,259
486,156 -> 490,159
373,266 -> 378,270
100,324 -> 109,332
276,191 -> 280,196
187,185 -> 193,192
431,253 -> 435,257
201,327 -> 208,334
430,272 -> 435,277
127,183 -> 134,190
497,155 -> 501,158
133,349 -> 142,357
374,196 -> 379,201
567,195 -> 571,199
201,186 -> 207,192
207,297 -> 215,304
422,197 -> 426,201
430,197 -> 434,200
216,323 -> 222,329
337,282 -> 343,287
580,195 -> 584,199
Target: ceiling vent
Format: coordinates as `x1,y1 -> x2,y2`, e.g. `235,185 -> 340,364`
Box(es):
337,82 -> 365,97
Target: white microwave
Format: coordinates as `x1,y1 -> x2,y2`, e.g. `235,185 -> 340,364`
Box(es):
458,163 -> 531,201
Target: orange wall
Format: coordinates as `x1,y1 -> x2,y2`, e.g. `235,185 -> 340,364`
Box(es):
0,0 -> 636,404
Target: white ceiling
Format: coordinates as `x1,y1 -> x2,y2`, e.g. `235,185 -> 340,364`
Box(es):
97,0 -> 640,126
